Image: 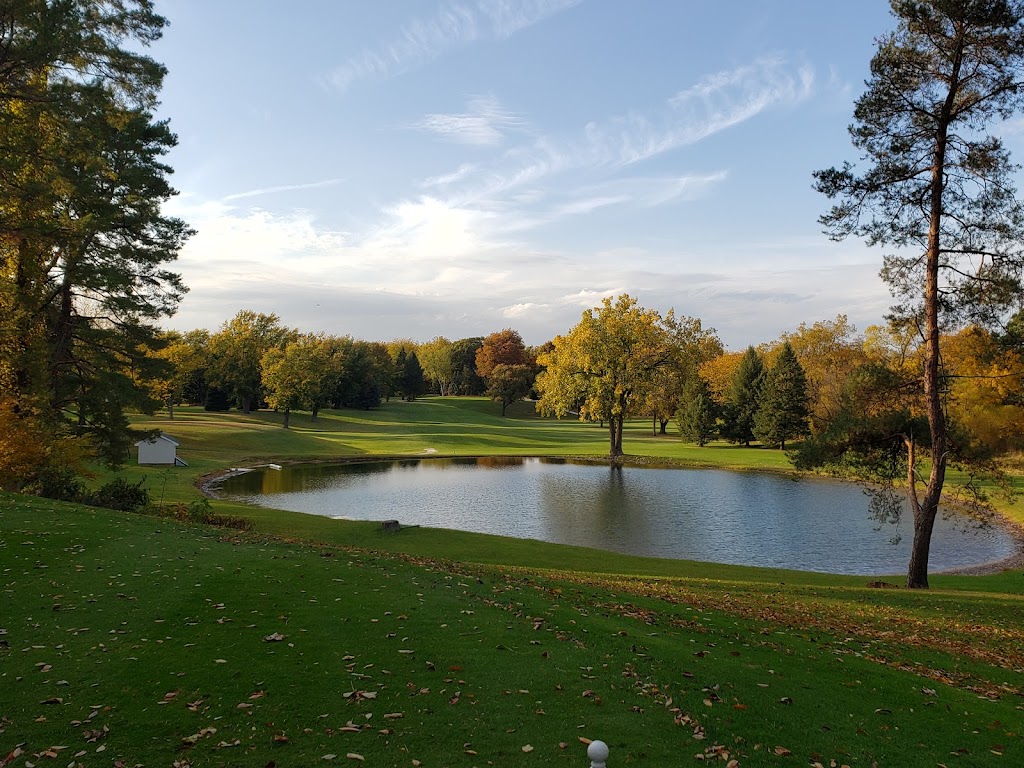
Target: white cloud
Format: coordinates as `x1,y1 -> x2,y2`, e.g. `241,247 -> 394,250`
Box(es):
420,58 -> 811,219
328,0 -> 582,91
415,94 -> 525,146
223,178 -> 344,202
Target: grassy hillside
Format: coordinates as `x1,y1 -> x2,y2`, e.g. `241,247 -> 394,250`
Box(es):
1,398 -> 1021,765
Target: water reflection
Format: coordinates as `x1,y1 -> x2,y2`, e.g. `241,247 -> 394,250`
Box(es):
218,457 -> 1016,575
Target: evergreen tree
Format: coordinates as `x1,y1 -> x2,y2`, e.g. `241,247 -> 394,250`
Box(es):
1,1 -> 191,478
401,350 -> 426,401
203,386 -> 231,412
722,346 -> 764,446
676,375 -> 718,446
753,342 -> 809,449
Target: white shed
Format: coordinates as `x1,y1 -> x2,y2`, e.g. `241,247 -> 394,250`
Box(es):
136,433 -> 187,466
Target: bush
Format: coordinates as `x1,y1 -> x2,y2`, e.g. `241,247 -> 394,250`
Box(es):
158,497 -> 253,531
84,477 -> 150,512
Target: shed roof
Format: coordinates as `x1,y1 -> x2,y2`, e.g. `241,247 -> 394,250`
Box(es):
135,433 -> 179,447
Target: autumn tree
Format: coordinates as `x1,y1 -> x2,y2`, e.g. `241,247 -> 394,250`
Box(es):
780,315 -> 866,433
698,350 -> 744,407
418,336 -> 456,395
476,329 -> 531,380
536,295 -> 669,458
486,363 -> 535,416
753,342 -> 810,449
208,311 -> 294,414
814,0 -> 1024,588
475,329 -> 535,414
643,312 -> 723,435
153,330 -> 210,419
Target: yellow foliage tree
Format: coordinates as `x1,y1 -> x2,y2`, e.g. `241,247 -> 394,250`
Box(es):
536,295 -> 669,458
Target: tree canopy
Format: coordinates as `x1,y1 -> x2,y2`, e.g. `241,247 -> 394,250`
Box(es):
1,0 -> 190,488
535,295 -> 669,458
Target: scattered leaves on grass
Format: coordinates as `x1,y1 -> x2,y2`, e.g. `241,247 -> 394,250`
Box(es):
181,727 -> 217,745
264,633 -> 286,642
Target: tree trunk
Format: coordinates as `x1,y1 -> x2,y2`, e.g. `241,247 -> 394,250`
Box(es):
907,496 -> 939,588
609,416 -> 624,458
311,404 -> 319,422
908,62 -> 958,590
167,401 -> 174,419
282,407 -> 290,429
659,418 -> 669,435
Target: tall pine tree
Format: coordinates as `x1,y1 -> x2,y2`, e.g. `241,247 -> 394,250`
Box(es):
676,375 -> 718,446
814,0 -> 1024,587
753,342 -> 809,449
1,1 -> 192,484
722,346 -> 764,446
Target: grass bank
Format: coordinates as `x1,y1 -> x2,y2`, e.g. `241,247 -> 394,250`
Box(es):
1,398 -> 1021,765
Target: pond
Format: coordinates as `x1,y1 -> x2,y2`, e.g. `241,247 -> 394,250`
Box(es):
216,457 -> 1017,575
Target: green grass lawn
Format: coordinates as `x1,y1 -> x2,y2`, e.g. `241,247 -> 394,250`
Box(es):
2,397 -> 1022,765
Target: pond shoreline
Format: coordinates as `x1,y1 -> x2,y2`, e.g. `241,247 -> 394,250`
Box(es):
198,453 -> 1024,578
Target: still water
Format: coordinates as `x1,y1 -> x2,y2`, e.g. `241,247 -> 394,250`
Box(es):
217,457 -> 1016,575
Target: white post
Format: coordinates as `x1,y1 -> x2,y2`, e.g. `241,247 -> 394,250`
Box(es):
588,740 -> 609,768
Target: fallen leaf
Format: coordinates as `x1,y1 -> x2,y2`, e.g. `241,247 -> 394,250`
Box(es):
346,753 -> 364,761
264,633 -> 285,642
522,745 -> 534,753
773,746 -> 792,756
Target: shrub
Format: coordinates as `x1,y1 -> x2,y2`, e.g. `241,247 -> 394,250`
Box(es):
84,477 -> 150,512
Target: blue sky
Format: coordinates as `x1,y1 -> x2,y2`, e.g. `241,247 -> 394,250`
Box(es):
154,1 -> 957,348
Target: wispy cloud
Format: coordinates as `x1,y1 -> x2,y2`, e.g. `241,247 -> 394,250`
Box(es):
415,94 -> 525,146
328,0 -> 582,91
223,178 -> 345,202
430,57 -> 812,211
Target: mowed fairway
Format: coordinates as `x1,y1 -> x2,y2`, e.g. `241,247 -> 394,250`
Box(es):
2,398 -> 1023,765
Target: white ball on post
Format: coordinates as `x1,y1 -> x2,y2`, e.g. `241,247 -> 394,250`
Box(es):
587,740 -> 609,768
